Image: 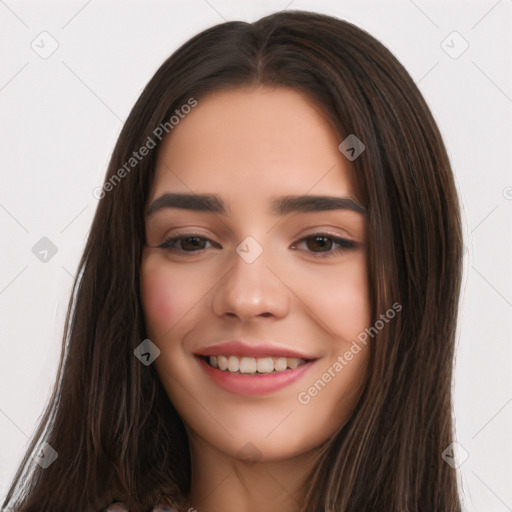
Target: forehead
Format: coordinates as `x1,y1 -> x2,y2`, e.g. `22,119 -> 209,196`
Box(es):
149,86 -> 355,202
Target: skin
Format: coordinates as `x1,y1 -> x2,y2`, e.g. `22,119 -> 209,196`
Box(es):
141,86 -> 370,512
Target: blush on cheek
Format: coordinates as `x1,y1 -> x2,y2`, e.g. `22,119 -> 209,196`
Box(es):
141,269 -> 177,333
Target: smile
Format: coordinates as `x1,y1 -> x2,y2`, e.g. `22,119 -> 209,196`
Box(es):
196,354 -> 316,395
205,355 -> 307,374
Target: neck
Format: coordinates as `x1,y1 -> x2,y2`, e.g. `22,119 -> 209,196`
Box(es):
185,432 -> 319,512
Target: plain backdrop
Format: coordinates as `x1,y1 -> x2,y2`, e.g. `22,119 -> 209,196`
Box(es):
1,1 -> 511,510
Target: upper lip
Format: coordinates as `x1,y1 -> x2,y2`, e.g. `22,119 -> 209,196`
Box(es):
194,340 -> 317,360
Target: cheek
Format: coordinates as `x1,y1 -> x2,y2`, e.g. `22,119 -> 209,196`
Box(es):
289,255 -> 370,342
325,268 -> 369,339
140,254 -> 202,337
140,266 -> 176,334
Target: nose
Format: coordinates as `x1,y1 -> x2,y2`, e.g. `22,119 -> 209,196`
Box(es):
211,244 -> 290,322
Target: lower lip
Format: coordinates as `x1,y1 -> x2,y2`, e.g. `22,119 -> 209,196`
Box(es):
197,357 -> 315,395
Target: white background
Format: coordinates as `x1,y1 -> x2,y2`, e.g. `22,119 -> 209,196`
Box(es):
0,1 -> 511,510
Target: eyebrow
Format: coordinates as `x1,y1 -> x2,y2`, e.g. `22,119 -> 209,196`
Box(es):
146,193 -> 366,216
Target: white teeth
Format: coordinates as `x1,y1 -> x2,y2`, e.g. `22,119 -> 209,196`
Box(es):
217,355 -> 228,371
287,358 -> 300,369
256,357 -> 274,373
239,357 -> 257,374
207,355 -> 307,374
227,356 -> 239,372
274,357 -> 287,371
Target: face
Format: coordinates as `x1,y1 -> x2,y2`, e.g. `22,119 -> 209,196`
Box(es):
141,86 -> 370,463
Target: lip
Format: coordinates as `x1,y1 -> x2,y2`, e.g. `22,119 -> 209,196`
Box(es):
194,340 -> 316,360
197,356 -> 316,395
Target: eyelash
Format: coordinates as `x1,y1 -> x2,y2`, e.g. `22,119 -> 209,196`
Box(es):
157,232 -> 358,257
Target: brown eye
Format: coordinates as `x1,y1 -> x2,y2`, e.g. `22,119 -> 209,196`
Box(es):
158,235 -> 217,251
306,236 -> 333,252
180,236 -> 208,251
290,233 -> 359,257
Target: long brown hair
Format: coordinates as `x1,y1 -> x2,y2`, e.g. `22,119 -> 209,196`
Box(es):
3,10 -> 463,511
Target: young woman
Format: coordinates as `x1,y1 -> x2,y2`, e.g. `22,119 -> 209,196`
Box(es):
2,10 -> 463,512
